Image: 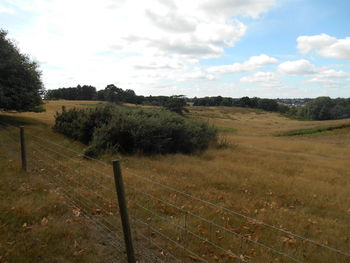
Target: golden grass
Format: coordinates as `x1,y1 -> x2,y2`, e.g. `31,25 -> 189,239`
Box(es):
0,146 -> 116,262
1,100 -> 349,262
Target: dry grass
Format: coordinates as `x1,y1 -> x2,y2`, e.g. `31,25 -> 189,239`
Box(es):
0,143 -> 117,262
1,100 -> 349,262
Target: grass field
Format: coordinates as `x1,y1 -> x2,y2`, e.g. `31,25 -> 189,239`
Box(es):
1,100 -> 349,263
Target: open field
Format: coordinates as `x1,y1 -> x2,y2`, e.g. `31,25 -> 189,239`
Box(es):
1,100 -> 349,263
0,137 -> 117,262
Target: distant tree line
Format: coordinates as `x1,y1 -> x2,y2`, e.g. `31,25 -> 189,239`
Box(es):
288,97 -> 350,120
45,84 -> 189,114
45,85 -> 97,101
192,96 -> 289,113
45,86 -> 350,120
45,86 -> 288,113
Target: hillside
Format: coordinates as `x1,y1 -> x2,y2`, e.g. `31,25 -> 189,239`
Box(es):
1,100 -> 349,263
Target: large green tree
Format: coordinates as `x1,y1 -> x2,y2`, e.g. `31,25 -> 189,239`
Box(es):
0,29 -> 44,111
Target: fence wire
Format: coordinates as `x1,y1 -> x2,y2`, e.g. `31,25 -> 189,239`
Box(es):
0,122 -> 349,263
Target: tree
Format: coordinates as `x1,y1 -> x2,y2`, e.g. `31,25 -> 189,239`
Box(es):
257,98 -> 278,111
301,97 -> 335,120
104,84 -> 124,102
163,95 -> 188,115
0,29 -> 44,111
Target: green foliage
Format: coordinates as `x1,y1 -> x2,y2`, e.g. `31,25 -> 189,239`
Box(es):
277,103 -> 290,114
53,104 -> 114,144
192,96 -> 284,113
0,29 -> 44,111
291,97 -> 350,120
162,95 -> 188,115
45,85 -> 97,100
257,98 -> 278,111
53,104 -> 217,157
277,123 -> 350,136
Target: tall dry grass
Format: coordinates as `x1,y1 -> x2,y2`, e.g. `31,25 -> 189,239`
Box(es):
1,100 -> 349,262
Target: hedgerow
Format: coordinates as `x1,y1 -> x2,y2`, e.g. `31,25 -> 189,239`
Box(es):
53,104 -> 217,157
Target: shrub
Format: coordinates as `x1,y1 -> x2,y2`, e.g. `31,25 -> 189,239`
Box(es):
53,104 -> 217,157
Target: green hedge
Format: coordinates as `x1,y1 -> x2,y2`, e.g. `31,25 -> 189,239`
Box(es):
53,104 -> 217,157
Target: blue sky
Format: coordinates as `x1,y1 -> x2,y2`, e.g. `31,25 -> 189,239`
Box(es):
1,0 -> 349,98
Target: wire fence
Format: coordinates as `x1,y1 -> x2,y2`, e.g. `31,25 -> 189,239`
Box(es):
0,121 -> 349,263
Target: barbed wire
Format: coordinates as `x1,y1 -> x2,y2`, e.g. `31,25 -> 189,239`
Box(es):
134,202 -> 249,263
1,121 -> 349,262
30,155 -> 120,232
131,215 -> 209,263
29,156 -> 126,262
30,140 -> 114,196
30,142 -> 114,207
30,149 -> 180,263
29,135 -> 113,179
25,125 -> 347,256
125,170 -> 350,258
126,183 -> 307,263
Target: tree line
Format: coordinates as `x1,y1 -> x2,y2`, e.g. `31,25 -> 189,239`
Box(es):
45,85 -> 290,113
192,96 -> 290,113
288,97 -> 350,120
1,28 -> 349,121
0,29 -> 44,112
45,85 -> 190,114
45,86 -> 350,120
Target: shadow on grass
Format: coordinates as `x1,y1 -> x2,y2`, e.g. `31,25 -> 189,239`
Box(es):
0,114 -> 47,128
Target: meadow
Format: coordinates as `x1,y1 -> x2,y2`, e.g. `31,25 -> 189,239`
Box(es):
0,100 -> 349,263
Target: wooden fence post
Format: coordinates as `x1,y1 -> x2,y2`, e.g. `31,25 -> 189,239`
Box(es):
20,126 -> 27,172
113,160 -> 136,263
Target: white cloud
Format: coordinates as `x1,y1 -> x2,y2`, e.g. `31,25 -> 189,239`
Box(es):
277,59 -> 318,75
318,69 -> 350,78
278,59 -> 350,79
297,34 -> 350,60
179,70 -> 217,81
200,0 -> 276,19
0,6 -> 16,14
306,78 -> 336,84
278,59 -> 350,89
207,54 -> 278,74
6,0 -> 277,93
240,71 -> 280,87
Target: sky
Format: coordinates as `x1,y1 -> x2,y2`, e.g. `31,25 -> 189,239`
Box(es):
1,0 -> 350,98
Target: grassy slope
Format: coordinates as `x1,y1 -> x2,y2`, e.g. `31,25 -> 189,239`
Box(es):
1,101 -> 350,262
0,153 -> 111,262
0,101 -> 118,263
276,123 -> 350,136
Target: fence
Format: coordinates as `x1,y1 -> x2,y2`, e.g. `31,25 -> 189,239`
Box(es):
0,121 -> 349,263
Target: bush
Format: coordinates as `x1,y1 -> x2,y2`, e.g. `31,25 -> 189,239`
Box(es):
53,104 -> 217,157
297,97 -> 350,120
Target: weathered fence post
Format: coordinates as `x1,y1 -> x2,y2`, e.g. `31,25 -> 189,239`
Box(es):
113,160 -> 136,263
20,126 -> 27,172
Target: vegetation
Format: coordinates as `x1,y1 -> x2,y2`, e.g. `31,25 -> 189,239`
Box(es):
53,104 -> 217,157
299,97 -> 350,120
46,85 -> 294,116
1,101 -> 350,262
162,95 -> 188,115
192,96 -> 286,112
0,141 -> 110,262
45,85 -> 97,101
0,29 -> 44,112
277,123 -> 350,136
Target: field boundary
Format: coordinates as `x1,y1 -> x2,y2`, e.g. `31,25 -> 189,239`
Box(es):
0,121 -> 349,263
